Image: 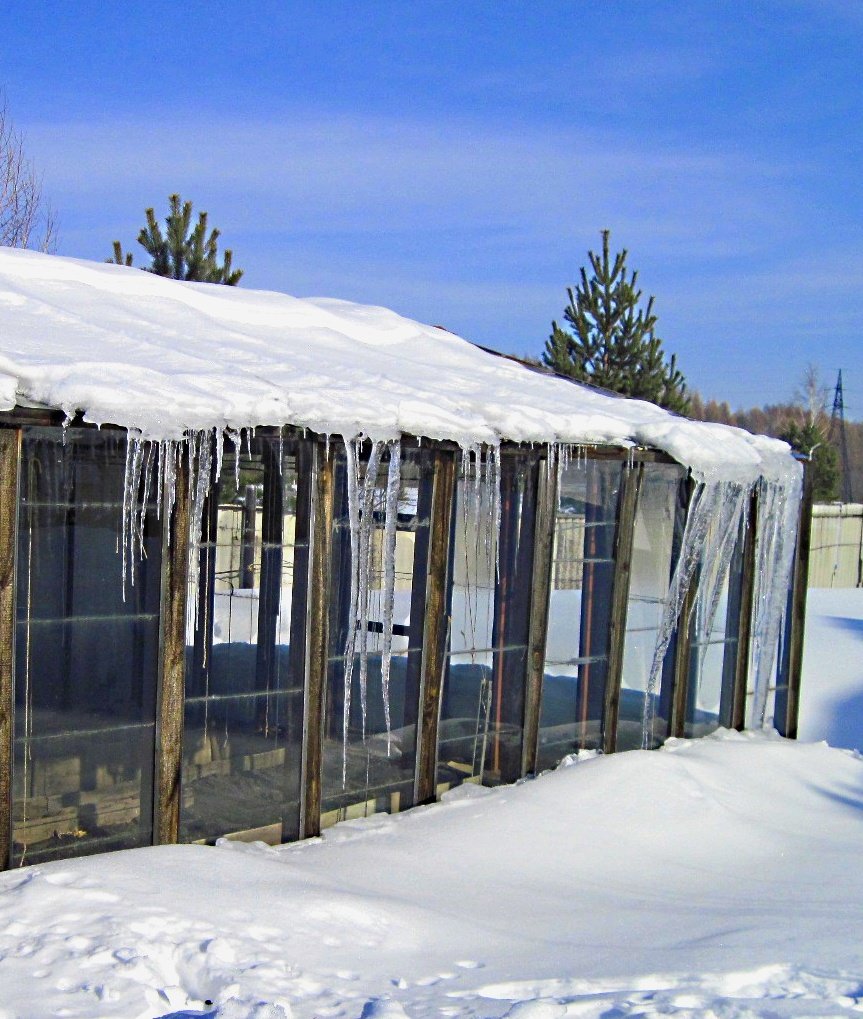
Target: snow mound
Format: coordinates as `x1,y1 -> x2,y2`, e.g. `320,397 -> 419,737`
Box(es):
1,732 -> 862,1018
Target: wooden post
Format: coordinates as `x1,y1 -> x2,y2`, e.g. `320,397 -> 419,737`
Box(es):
668,478 -> 697,741
779,461 -> 814,739
0,429 -> 19,871
414,448 -> 457,805
729,487 -> 758,731
154,453 -> 190,845
521,454 -> 557,776
301,441 -> 333,839
602,462 -> 642,754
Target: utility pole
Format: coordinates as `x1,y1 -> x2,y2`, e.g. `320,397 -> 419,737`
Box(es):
829,369 -> 853,502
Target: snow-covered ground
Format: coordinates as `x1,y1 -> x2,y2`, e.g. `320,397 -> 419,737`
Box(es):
1,588 -> 862,1019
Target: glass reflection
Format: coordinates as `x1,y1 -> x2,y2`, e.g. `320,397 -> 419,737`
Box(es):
617,464 -> 687,751
436,452 -> 537,793
321,444 -> 431,826
536,459 -> 622,769
683,517 -> 746,737
13,428 -> 161,864
181,436 -> 308,845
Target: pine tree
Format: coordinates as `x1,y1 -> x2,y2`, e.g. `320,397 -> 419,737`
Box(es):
779,419 -> 839,501
108,194 -> 243,285
543,230 -> 688,414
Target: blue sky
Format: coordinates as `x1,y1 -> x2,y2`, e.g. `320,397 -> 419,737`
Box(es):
2,1 -> 861,416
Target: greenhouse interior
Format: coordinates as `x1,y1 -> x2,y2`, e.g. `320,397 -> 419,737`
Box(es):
0,249 -> 810,869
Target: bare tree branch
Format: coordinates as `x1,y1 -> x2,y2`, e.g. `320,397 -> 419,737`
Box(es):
0,93 -> 56,252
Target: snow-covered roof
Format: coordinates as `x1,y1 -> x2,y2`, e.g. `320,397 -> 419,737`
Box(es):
0,247 -> 797,483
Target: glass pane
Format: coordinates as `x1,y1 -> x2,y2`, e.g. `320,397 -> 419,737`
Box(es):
13,428 -> 161,864
536,459 -> 622,769
437,452 -> 537,794
181,437 -> 307,844
684,520 -> 745,738
321,445 -> 431,826
616,463 -> 686,751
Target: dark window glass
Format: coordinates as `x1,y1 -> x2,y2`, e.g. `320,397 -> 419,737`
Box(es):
436,451 -> 538,793
616,464 -> 687,751
536,459 -> 622,769
13,428 -> 161,864
181,436 -> 309,845
321,443 -> 432,826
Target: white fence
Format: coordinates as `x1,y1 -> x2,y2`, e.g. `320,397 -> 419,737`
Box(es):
809,503 -> 863,588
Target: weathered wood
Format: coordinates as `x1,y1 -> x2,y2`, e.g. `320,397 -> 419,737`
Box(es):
154,453 -> 190,845
668,478 -> 698,741
0,429 -> 20,871
301,442 -> 333,839
781,461 -> 814,740
414,448 -> 457,806
729,487 -> 758,731
521,455 -> 558,776
602,462 -> 642,755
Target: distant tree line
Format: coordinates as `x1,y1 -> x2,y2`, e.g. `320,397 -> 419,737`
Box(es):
687,374 -> 859,502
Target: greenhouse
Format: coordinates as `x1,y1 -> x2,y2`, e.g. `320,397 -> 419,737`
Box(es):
0,249 -> 809,869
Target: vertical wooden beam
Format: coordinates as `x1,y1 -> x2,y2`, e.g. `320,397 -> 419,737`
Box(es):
154,453 -> 190,845
729,487 -> 758,731
521,454 -> 557,776
668,478 -> 698,741
301,441 -> 333,839
0,429 -> 20,871
602,462 -> 642,754
414,448 -> 457,806
779,461 -> 814,739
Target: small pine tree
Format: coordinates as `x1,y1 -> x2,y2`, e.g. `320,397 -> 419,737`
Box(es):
108,194 -> 243,285
779,419 -> 839,501
543,230 -> 688,414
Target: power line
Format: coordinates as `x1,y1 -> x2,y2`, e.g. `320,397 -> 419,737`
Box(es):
829,369 -> 854,502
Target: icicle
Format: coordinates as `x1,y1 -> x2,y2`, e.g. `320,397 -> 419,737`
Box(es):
155,441 -> 164,520
341,436 -> 362,785
688,484 -> 750,696
214,428 -> 224,490
162,439 -> 178,525
641,480 -> 724,747
120,429 -> 147,595
491,443 -> 501,582
137,441 -> 155,560
121,431 -> 135,594
749,474 -> 802,726
380,439 -> 401,752
356,441 -> 384,740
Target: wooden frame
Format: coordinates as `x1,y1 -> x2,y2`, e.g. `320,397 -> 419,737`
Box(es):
729,487 -> 758,731
0,409 -> 816,865
667,478 -> 698,740
0,429 -> 20,870
154,453 -> 190,845
776,461 -> 813,739
414,448 -> 457,805
521,454 -> 558,776
301,440 -> 334,838
601,462 -> 643,754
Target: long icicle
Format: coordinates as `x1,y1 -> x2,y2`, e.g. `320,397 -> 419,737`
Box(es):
342,435 -> 362,786
357,440 -> 384,742
380,439 -> 402,753
641,480 -> 722,747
